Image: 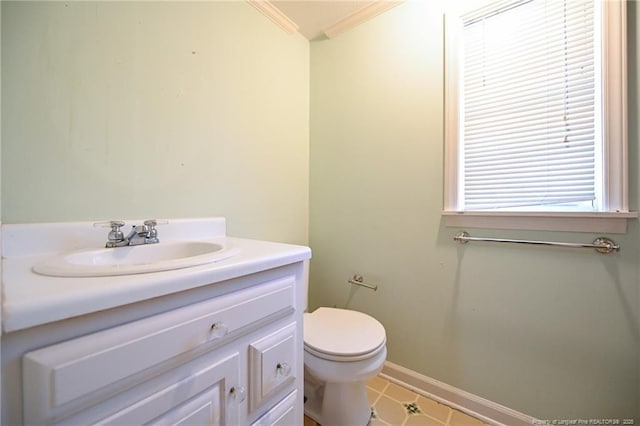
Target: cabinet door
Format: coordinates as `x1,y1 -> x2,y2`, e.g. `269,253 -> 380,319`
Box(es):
57,352 -> 243,426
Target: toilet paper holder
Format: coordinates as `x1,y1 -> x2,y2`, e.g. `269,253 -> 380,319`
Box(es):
348,274 -> 378,291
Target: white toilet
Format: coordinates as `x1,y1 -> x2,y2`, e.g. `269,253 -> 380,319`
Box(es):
303,307 -> 387,426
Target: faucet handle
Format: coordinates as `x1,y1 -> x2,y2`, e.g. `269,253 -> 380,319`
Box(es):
143,219 -> 166,241
94,221 -> 126,245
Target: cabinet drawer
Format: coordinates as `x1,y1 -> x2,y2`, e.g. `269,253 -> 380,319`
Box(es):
23,275 -> 295,423
249,323 -> 297,412
251,390 -> 298,426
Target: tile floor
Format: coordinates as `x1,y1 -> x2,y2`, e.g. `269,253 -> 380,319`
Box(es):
304,375 -> 491,426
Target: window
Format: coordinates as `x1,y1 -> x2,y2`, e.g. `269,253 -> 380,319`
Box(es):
443,0 -> 634,233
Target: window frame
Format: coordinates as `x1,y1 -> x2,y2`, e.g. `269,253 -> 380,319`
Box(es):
443,0 -> 635,233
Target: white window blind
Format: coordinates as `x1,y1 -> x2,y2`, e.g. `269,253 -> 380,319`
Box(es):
460,0 -> 598,211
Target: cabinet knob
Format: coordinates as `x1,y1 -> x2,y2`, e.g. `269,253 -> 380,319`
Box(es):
209,322 -> 228,340
276,362 -> 292,377
229,386 -> 246,403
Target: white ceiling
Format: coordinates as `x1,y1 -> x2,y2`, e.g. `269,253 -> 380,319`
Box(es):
270,1 -> 381,40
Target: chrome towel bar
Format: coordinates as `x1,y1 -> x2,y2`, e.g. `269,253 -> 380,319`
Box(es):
453,231 -> 620,254
348,274 -> 378,291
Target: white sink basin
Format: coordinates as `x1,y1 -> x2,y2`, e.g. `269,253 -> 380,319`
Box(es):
33,241 -> 239,277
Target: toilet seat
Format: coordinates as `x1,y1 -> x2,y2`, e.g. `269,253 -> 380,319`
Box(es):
304,307 -> 386,362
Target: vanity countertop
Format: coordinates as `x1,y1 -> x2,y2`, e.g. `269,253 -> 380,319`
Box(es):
2,218 -> 311,332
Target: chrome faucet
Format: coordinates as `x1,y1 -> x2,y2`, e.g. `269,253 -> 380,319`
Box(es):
101,220 -> 160,248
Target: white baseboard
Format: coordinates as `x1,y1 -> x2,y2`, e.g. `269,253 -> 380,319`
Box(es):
380,361 -> 542,426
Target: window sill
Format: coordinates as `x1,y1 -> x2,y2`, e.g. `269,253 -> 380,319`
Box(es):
442,211 -> 638,234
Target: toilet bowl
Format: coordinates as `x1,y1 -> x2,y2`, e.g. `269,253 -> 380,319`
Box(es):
303,307 -> 387,426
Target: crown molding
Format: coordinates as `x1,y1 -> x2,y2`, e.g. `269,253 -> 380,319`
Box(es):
248,0 -> 299,35
324,1 -> 403,39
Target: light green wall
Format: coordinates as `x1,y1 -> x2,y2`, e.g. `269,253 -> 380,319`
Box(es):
1,1 -> 309,244
310,0 -> 639,420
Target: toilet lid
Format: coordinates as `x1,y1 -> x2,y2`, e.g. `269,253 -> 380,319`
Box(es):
304,307 -> 386,357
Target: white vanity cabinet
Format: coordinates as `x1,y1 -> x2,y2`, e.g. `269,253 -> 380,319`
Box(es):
1,218 -> 310,426
2,262 -> 308,426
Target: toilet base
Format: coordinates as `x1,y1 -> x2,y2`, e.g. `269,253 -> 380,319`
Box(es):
304,373 -> 373,426
303,345 -> 386,425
